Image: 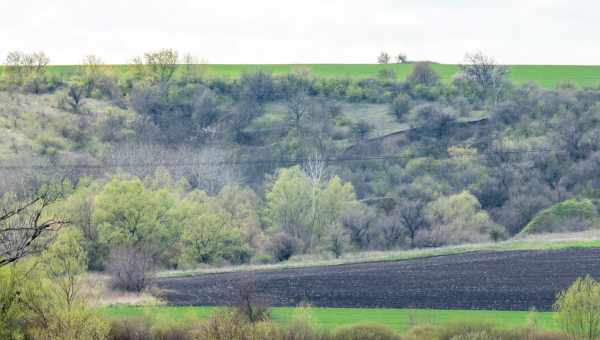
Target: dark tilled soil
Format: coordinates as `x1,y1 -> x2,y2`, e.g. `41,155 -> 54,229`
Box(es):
158,249 -> 600,311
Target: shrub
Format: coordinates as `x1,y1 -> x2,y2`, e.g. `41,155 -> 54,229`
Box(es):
333,323 -> 401,340
434,321 -> 497,340
17,229 -> 110,340
401,320 -> 567,340
351,120 -> 374,141
251,253 -> 275,265
419,191 -> 505,247
191,310 -> 280,340
107,246 -> 155,292
554,275 -> 600,340
521,199 -> 599,235
322,223 -> 351,258
407,62 -> 440,87
267,232 -> 304,262
284,304 -> 329,340
236,275 -> 271,323
390,93 -> 411,121
108,318 -> 153,340
37,132 -> 70,156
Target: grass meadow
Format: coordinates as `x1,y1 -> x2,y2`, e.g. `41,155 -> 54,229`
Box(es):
100,306 -> 557,332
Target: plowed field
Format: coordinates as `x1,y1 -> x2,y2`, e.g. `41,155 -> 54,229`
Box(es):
158,249 -> 600,311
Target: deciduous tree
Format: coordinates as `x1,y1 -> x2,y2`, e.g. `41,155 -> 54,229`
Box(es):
0,191 -> 66,267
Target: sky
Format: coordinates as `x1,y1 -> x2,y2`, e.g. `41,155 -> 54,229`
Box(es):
0,0 -> 598,65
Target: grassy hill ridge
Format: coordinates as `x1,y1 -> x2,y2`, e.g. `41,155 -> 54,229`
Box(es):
29,63 -> 600,88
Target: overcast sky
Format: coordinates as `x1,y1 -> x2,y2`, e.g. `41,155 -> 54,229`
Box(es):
1,0 -> 597,65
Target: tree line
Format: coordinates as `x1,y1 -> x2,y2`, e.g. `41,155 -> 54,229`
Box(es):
2,48 -> 600,287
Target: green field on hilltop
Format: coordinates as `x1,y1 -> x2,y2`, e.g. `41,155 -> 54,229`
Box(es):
41,63 -> 600,88
100,306 -> 557,332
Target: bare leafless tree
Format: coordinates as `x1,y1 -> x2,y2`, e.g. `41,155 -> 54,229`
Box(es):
377,52 -> 391,64
236,274 -> 271,323
107,246 -> 155,292
0,192 -> 67,267
461,52 -> 509,105
303,153 -> 327,249
103,142 -> 243,194
303,153 -> 326,189
287,91 -> 311,133
394,199 -> 428,248
341,206 -> 377,250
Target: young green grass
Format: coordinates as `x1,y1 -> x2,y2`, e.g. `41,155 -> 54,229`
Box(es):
98,306 -> 557,332
41,64 -> 600,88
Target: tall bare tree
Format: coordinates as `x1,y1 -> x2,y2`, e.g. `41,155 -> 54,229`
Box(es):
461,52 -> 509,105
287,91 -> 311,133
394,199 -> 428,248
303,153 -> 327,249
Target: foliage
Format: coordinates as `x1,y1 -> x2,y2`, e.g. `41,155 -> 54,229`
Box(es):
407,62 -> 440,87
333,323 -> 401,340
554,275 -> 600,340
93,177 -> 178,262
180,209 -> 251,266
322,223 -> 351,258
266,166 -> 359,251
390,93 -> 411,121
6,49 -> 600,270
266,166 -> 314,244
0,229 -> 109,340
267,232 -> 304,262
143,49 -> 179,84
419,191 -> 505,246
101,306 -> 566,340
521,199 -> 599,235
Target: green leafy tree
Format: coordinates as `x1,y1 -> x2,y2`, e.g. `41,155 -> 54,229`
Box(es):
266,167 -> 312,244
316,176 -> 359,236
180,210 -> 250,265
266,167 -> 359,251
20,229 -> 109,340
93,177 -> 179,266
213,184 -> 263,247
555,275 -> 600,340
422,191 -> 505,246
0,265 -> 27,339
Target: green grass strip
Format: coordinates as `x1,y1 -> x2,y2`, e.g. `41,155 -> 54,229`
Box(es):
98,306 -> 557,332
